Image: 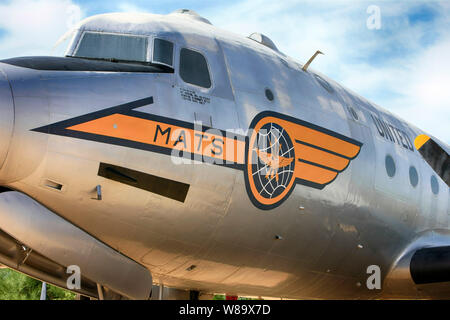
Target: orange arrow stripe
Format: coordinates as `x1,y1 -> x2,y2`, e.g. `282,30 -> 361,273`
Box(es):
67,114 -> 246,165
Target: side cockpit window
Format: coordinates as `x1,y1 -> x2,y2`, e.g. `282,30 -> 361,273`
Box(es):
75,32 -> 148,63
153,38 -> 174,67
179,48 -> 211,88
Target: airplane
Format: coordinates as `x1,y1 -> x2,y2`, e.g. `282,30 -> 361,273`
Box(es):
0,9 -> 448,300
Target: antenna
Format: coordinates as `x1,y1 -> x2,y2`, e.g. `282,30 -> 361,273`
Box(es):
302,50 -> 324,72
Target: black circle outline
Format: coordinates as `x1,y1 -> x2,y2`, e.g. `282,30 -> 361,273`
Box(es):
244,114 -> 296,210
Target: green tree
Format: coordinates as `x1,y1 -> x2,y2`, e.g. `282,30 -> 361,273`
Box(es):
0,269 -> 75,300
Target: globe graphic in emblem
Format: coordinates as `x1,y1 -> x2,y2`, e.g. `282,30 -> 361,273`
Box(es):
249,122 -> 295,203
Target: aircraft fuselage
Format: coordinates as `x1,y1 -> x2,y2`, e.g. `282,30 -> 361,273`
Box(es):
0,12 -> 448,299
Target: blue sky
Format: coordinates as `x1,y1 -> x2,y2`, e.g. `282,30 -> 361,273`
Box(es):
0,0 -> 448,143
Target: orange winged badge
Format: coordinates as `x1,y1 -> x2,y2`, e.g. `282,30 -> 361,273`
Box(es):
245,112 -> 363,210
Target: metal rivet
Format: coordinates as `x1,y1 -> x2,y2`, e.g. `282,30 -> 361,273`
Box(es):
356,282 -> 362,287
113,124 -> 118,129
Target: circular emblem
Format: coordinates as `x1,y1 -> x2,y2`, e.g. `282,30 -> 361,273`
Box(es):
245,117 -> 296,210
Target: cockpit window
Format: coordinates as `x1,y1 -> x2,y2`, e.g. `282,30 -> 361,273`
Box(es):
74,32 -> 148,63
153,38 -> 174,67
180,48 -> 211,88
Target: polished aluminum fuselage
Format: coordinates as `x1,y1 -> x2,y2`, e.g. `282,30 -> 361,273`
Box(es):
0,12 -> 448,299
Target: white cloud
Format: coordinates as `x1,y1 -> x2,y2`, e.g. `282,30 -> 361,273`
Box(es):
0,0 -> 83,58
206,1 -> 450,143
116,2 -> 148,13
387,38 -> 450,142
0,0 -> 447,143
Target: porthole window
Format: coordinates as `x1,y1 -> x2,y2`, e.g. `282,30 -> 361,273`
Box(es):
385,155 -> 396,178
265,88 -> 274,101
180,48 -> 211,88
431,175 -> 439,195
409,166 -> 419,187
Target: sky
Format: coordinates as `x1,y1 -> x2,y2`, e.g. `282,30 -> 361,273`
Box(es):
0,0 -> 448,143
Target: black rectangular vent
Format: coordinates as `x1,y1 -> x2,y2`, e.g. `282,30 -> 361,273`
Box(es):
98,163 -> 189,203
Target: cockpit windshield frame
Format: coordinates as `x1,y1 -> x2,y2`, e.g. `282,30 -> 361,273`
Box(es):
151,37 -> 175,68
69,30 -> 177,71
72,31 -> 151,65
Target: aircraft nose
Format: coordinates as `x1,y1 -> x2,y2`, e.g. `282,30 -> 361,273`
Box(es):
0,67 -> 14,170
